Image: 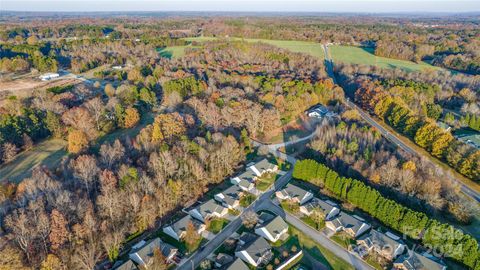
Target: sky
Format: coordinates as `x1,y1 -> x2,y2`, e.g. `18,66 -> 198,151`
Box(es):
1,0 -> 479,13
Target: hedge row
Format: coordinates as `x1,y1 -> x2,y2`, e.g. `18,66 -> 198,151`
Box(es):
293,159 -> 480,269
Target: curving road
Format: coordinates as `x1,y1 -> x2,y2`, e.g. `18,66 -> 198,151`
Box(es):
322,44 -> 480,203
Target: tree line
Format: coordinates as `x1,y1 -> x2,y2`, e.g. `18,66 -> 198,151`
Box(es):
293,159 -> 480,269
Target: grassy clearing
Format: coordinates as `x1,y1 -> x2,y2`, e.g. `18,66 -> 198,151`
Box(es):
289,226 -> 354,270
184,36 -> 325,58
0,139 -> 67,183
207,218 -> 229,233
256,172 -> 279,191
157,45 -> 200,59
330,45 -> 439,72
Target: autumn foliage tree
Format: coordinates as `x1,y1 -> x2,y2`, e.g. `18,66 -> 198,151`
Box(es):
67,129 -> 88,153
48,209 -> 69,250
123,107 -> 140,128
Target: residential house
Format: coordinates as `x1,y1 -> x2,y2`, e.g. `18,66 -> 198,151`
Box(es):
254,215 -> 289,243
129,238 -> 179,268
162,215 -> 206,241
214,253 -> 234,268
189,199 -> 228,223
276,184 -> 313,205
235,233 -> 273,267
299,197 -> 340,220
249,159 -> 278,176
225,258 -> 250,270
357,230 -> 405,261
215,185 -> 243,209
112,260 -> 138,270
393,251 -> 447,270
325,213 -> 371,238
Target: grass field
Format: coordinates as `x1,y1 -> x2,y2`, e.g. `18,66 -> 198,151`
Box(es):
182,36 -> 325,59
329,45 -> 439,72
157,46 -> 199,59
0,139 -> 67,183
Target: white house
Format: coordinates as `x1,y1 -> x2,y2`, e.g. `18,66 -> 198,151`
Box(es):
393,251 -> 447,270
39,72 -> 60,81
214,185 -> 243,209
254,215 -> 289,243
276,184 -> 313,205
235,234 -> 272,267
129,238 -> 179,267
162,215 -> 206,241
356,230 -> 405,261
299,198 -> 340,220
325,213 -> 371,238
188,199 -> 228,223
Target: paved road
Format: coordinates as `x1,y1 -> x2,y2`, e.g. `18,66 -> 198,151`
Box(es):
257,201 -> 374,270
322,44 -> 480,203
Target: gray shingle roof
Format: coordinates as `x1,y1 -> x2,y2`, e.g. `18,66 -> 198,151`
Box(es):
279,184 -> 310,201
252,159 -> 277,173
197,199 -> 226,216
236,235 -> 272,263
130,238 -> 176,265
333,213 -> 364,232
170,215 -> 203,235
257,216 -> 288,239
394,252 -> 446,270
357,229 -> 403,250
303,198 -> 336,214
216,185 -> 242,206
113,260 -> 138,270
224,258 -> 250,270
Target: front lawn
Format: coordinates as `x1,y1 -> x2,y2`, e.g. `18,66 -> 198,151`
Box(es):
207,218 -> 229,234
289,226 -> 354,270
330,232 -> 356,249
256,172 -> 279,191
240,193 -> 256,207
300,216 -> 325,231
280,200 -> 300,214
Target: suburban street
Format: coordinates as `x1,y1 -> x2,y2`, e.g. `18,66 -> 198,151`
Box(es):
322,44 -> 480,203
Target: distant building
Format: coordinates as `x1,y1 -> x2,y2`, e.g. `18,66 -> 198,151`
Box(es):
231,159 -> 278,193
112,65 -> 123,70
39,73 -> 59,81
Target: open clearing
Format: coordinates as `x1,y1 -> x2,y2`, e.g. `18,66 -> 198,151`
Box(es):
179,36 -> 325,59
157,45 -> 200,59
329,45 -> 439,72
0,139 -> 67,183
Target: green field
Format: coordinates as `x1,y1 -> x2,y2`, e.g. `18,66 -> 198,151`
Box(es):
329,45 -> 439,72
157,45 -> 199,59
0,139 -> 67,183
182,36 -> 325,59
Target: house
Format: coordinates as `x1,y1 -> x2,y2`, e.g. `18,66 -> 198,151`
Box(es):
231,159 -> 278,185
276,184 -> 313,205
299,198 -> 340,220
214,253 -> 234,268
215,185 -> 243,209
188,199 -> 228,223
356,230 -> 405,261
249,159 -> 278,176
325,213 -> 371,238
162,215 -> 206,241
393,251 -> 447,270
235,234 -> 273,267
237,179 -> 255,192
306,104 -> 329,118
129,238 -> 179,268
39,73 -> 60,81
254,214 -> 289,243
112,260 -> 138,270
225,258 -> 250,270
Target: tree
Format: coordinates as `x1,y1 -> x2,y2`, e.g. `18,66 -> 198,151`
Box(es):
71,155 -> 99,195
124,107 -> 140,128
151,247 -> 168,270
67,129 -> 88,153
310,206 -> 325,230
104,83 -> 115,97
199,259 -> 212,270
184,221 -> 201,250
49,209 -> 69,250
99,140 -> 125,168
84,97 -> 105,131
22,133 -> 33,151
1,142 -> 18,163
46,111 -> 63,138
241,211 -> 258,229
26,35 -> 38,45
40,254 -> 64,270
240,128 -> 251,154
